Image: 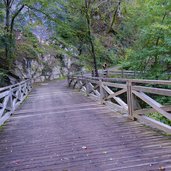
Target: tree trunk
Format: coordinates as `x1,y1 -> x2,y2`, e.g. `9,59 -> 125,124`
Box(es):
5,1 -> 10,61
85,0 -> 99,77
108,1 -> 121,34
154,12 -> 167,68
4,0 -> 25,68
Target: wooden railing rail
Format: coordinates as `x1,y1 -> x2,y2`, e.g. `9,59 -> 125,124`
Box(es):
68,75 -> 171,133
108,70 -> 170,79
107,70 -> 143,78
0,79 -> 32,126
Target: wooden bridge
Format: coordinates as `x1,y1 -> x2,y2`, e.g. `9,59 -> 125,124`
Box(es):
0,76 -> 171,171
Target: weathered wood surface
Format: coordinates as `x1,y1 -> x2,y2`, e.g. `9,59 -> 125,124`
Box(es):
0,80 -> 171,171
69,76 -> 171,133
0,80 -> 32,126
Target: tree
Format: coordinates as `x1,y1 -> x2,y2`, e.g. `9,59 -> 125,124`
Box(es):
3,0 -> 24,65
84,0 -> 99,77
51,0 -> 120,76
119,0 -> 171,79
1,0 -> 57,67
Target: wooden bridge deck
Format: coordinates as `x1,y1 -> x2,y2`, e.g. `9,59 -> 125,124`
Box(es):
0,80 -> 171,171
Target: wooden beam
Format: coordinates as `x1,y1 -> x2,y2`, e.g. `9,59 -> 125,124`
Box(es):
134,105 -> 171,116
137,115 -> 171,134
102,85 -> 128,110
133,86 -> 171,96
103,82 -> 127,89
105,89 -> 127,100
133,91 -> 171,120
0,79 -> 32,126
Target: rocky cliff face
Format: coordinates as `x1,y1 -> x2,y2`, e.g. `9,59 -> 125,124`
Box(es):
0,30 -> 81,87
13,52 -> 69,83
12,47 -> 80,84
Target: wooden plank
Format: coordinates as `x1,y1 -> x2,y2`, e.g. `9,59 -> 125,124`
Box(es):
81,86 -> 86,93
88,83 -> 100,96
105,101 -> 127,113
89,93 -> 100,100
103,82 -> 127,89
132,86 -> 171,96
1,80 -> 171,171
73,80 -> 78,88
133,91 -> 171,120
5,90 -> 13,111
88,79 -> 99,84
133,91 -> 162,108
131,79 -> 171,85
89,84 -> 99,91
0,95 -> 9,118
82,76 -> 171,85
102,85 -> 128,110
0,79 -> 32,125
79,81 -> 84,90
0,90 -> 10,98
0,111 -> 12,126
0,80 -> 27,92
127,80 -> 135,119
134,106 -> 171,116
106,89 -> 127,100
68,78 -> 73,87
100,81 -> 106,104
137,115 -> 171,134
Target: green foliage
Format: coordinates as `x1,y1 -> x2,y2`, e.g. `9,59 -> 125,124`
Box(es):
0,69 -> 9,87
94,38 -> 116,66
0,0 -> 170,82
120,0 -> 171,79
147,112 -> 171,126
16,43 -> 38,60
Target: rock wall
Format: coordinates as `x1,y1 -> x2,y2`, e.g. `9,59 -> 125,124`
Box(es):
14,54 -> 65,83
13,52 -> 79,83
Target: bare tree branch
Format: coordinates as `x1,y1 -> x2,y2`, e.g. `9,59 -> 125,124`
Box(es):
108,0 -> 121,33
3,0 -> 7,7
10,5 -> 25,34
9,0 -> 15,8
26,5 -> 62,24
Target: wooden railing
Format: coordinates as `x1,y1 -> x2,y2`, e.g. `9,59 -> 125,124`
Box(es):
108,70 -> 143,78
68,75 -> 171,133
77,70 -> 143,78
0,79 -> 32,126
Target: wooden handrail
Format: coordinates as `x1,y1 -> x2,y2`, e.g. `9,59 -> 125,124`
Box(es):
68,75 -> 171,133
76,76 -> 171,85
0,79 -> 32,126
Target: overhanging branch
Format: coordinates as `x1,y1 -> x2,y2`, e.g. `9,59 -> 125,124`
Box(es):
10,5 -> 25,34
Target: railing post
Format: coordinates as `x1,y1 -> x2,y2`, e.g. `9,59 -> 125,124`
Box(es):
86,80 -> 90,96
68,75 -> 73,87
29,79 -> 32,91
8,88 -> 14,112
100,80 -> 106,104
127,80 -> 135,120
78,79 -> 82,91
67,75 -> 70,87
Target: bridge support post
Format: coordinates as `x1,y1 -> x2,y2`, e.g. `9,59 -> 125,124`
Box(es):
86,80 -> 90,96
127,80 -> 135,120
7,88 -> 13,112
100,80 -> 106,104
73,79 -> 78,89
67,75 -> 70,87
